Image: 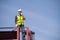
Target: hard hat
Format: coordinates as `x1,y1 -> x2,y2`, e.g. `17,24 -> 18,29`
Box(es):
18,9 -> 22,11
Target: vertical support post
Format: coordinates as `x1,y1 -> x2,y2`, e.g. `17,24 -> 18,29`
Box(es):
26,27 -> 29,40
30,32 -> 33,40
17,27 -> 20,40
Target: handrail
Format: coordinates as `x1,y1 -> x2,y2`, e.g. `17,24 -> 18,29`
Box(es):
0,27 -> 15,29
26,27 -> 29,40
0,27 -> 29,29
0,26 -> 35,40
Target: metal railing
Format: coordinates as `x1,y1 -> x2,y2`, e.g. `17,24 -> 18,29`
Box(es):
0,26 -> 35,40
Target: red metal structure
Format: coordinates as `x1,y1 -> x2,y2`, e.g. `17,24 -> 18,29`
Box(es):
0,27 -> 35,40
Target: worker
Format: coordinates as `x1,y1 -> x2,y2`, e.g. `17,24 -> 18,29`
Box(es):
15,8 -> 26,40
15,8 -> 25,27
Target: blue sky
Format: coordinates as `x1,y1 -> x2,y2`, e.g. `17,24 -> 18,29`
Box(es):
0,0 -> 60,40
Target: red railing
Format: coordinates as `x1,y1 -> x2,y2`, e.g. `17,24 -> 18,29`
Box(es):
0,26 -> 35,40
16,26 -> 34,40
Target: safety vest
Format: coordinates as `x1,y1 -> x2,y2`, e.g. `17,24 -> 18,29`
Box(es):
16,15 -> 24,25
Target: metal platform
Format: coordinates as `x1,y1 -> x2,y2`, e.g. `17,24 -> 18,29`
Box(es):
0,27 -> 35,40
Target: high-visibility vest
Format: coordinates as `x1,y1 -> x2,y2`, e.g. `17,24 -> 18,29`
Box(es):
16,15 -> 24,25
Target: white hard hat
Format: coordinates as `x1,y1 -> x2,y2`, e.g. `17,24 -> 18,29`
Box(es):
18,9 -> 22,11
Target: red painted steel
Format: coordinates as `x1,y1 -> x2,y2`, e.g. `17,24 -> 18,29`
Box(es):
0,27 -> 34,40
26,27 -> 29,40
30,32 -> 33,40
17,27 -> 20,40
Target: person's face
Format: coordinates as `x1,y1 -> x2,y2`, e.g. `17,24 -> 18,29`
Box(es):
18,11 -> 22,15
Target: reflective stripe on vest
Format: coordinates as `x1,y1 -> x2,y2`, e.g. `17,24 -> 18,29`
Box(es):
16,15 -> 24,25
